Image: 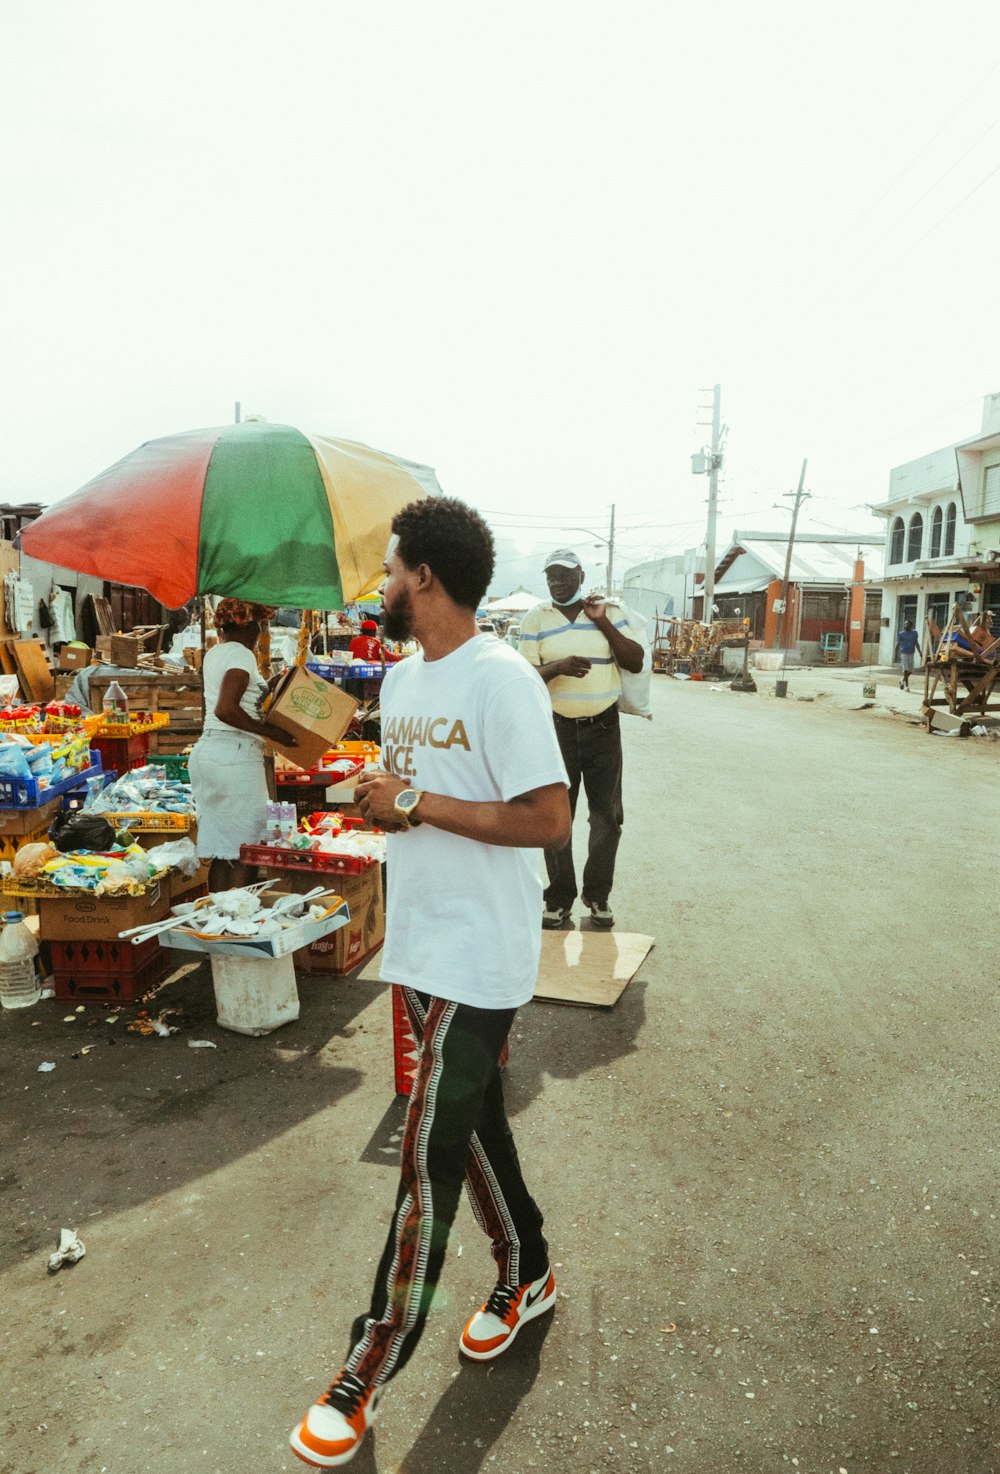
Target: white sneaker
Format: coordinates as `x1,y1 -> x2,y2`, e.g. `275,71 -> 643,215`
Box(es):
542,904 -> 571,929
460,1269 -> 557,1360
290,1370 -> 383,1467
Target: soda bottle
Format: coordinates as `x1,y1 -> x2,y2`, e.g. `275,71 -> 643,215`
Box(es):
0,910 -> 40,1009
102,680 -> 130,726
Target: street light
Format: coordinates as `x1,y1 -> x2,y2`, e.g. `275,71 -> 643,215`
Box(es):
569,523 -> 614,596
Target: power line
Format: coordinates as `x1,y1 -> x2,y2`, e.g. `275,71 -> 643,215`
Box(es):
851,58 -> 1000,231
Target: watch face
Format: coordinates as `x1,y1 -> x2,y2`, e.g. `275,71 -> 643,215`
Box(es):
397,789 -> 418,811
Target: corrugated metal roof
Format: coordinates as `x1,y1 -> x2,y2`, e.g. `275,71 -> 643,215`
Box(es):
714,534 -> 884,594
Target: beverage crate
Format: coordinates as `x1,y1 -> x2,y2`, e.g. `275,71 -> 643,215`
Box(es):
90,731 -> 151,774
91,713 -> 169,738
151,752 -> 191,783
240,843 -> 376,876
103,811 -> 192,833
0,753 -> 105,809
0,818 -> 51,866
51,940 -> 170,1002
62,769 -> 117,812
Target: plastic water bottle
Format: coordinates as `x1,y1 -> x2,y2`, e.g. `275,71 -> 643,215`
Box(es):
102,680 -> 130,725
0,911 -> 40,1009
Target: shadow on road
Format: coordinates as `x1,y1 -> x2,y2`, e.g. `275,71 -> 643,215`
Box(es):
392,1317 -> 553,1474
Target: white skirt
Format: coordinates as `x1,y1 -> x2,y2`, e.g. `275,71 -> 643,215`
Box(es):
188,731 -> 268,861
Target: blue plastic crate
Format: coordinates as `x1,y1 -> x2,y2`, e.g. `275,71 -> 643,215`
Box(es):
0,751 -> 104,810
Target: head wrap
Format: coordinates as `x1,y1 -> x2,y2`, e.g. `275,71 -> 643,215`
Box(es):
214,598 -> 275,628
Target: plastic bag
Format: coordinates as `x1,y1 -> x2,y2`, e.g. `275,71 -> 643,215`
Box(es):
0,743 -> 32,782
615,605 -> 653,720
143,838 -> 200,877
48,811 -> 117,853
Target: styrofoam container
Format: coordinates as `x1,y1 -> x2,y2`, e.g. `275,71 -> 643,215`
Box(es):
210,952 -> 299,1035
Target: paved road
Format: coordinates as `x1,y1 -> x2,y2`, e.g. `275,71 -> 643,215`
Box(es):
1,675 -> 997,1474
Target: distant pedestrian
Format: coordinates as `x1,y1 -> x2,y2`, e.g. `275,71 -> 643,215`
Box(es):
896,619 -> 922,690
518,549 -> 643,930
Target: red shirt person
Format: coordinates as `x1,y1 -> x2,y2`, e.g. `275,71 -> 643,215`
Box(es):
349,620 -> 383,663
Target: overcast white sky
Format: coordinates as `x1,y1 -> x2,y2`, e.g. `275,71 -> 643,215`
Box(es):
3,1 -> 1000,596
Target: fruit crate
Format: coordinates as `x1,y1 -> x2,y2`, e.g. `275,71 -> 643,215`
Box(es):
51,937 -> 170,1002
0,753 -> 105,810
240,843 -> 377,876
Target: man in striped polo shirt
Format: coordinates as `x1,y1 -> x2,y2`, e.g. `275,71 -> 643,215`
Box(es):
519,549 -> 643,930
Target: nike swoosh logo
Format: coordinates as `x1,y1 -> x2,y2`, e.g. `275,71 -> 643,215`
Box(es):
524,1281 -> 548,1308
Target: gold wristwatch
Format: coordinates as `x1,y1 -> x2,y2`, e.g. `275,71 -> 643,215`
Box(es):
393,788 -> 423,827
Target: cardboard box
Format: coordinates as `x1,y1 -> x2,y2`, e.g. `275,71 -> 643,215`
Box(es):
295,865 -> 384,975
38,880 -> 169,941
57,644 -> 93,672
263,667 -> 358,771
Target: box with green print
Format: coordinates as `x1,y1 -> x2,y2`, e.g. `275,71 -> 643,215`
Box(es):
262,666 -> 358,771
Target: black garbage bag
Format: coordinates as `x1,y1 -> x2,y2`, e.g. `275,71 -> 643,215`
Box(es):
48,811 -> 117,853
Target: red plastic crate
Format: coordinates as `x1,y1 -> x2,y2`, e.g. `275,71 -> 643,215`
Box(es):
50,933 -> 166,1003
240,843 -> 377,876
91,732 -> 151,774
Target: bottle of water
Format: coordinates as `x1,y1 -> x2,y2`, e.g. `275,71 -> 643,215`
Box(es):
0,910 -> 40,1009
102,680 -> 130,726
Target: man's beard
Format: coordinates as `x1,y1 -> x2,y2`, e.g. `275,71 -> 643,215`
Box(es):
382,590 -> 413,642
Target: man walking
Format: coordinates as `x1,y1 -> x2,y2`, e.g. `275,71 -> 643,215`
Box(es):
896,618 -> 922,691
289,498 -> 570,1468
518,549 -> 643,931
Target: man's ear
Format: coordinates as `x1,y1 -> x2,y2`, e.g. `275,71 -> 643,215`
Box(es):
414,562 -> 434,591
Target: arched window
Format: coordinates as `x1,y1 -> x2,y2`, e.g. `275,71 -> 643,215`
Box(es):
889,517 -> 904,564
907,513 -> 923,562
930,506 -> 943,558
944,502 -> 957,556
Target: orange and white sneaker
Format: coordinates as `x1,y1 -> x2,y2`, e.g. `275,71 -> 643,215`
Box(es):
289,1369 -> 383,1468
459,1268 -> 556,1360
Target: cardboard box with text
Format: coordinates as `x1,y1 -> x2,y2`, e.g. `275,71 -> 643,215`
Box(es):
263,668 -> 358,771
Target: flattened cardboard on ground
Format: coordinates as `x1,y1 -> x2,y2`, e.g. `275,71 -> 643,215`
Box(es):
360,928 -> 655,1009
533,929 -> 655,1008
263,667 -> 358,770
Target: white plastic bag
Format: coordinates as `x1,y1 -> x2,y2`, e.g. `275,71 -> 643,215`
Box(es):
615,605 -> 653,719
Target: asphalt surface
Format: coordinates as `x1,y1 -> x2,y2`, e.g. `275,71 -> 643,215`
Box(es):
1,669 -> 997,1474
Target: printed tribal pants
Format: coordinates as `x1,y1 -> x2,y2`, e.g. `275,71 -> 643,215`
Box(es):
344,989 -> 549,1389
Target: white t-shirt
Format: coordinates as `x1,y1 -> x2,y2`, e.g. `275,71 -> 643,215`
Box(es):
379,634 -> 568,1009
201,642 -> 268,743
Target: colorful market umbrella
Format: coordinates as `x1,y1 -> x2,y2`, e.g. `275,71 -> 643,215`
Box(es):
19,421 -> 442,609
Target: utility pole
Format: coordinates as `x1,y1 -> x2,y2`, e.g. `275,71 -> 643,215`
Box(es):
235,401 -> 241,424
691,384 -> 723,624
773,459 -> 810,649
606,503 -> 615,596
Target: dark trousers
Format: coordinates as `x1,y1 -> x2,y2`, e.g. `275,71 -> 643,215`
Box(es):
544,704 -> 623,909
345,990 -> 548,1390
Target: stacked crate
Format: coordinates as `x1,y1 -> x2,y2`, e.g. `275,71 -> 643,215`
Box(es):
88,674 -> 203,756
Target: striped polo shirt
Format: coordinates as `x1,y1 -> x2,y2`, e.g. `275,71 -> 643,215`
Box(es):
518,601 -> 627,717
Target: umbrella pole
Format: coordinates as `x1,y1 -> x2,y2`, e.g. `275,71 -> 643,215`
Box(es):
199,600 -> 207,725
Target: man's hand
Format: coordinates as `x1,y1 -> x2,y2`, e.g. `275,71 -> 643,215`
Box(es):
559,655 -> 592,678
581,593 -> 607,622
356,770 -> 411,832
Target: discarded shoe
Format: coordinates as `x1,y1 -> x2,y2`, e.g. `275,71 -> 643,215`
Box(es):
290,1369 -> 382,1468
460,1268 -> 557,1360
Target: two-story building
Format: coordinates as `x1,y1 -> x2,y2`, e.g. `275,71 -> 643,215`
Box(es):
872,392 -> 1000,663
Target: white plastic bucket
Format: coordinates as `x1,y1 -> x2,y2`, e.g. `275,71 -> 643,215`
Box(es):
210,953 -> 300,1035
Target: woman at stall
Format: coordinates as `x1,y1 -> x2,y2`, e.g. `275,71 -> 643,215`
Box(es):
188,599 -> 295,892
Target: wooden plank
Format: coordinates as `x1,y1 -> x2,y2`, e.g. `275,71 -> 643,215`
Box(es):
0,640 -> 16,676
12,639 -> 55,701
